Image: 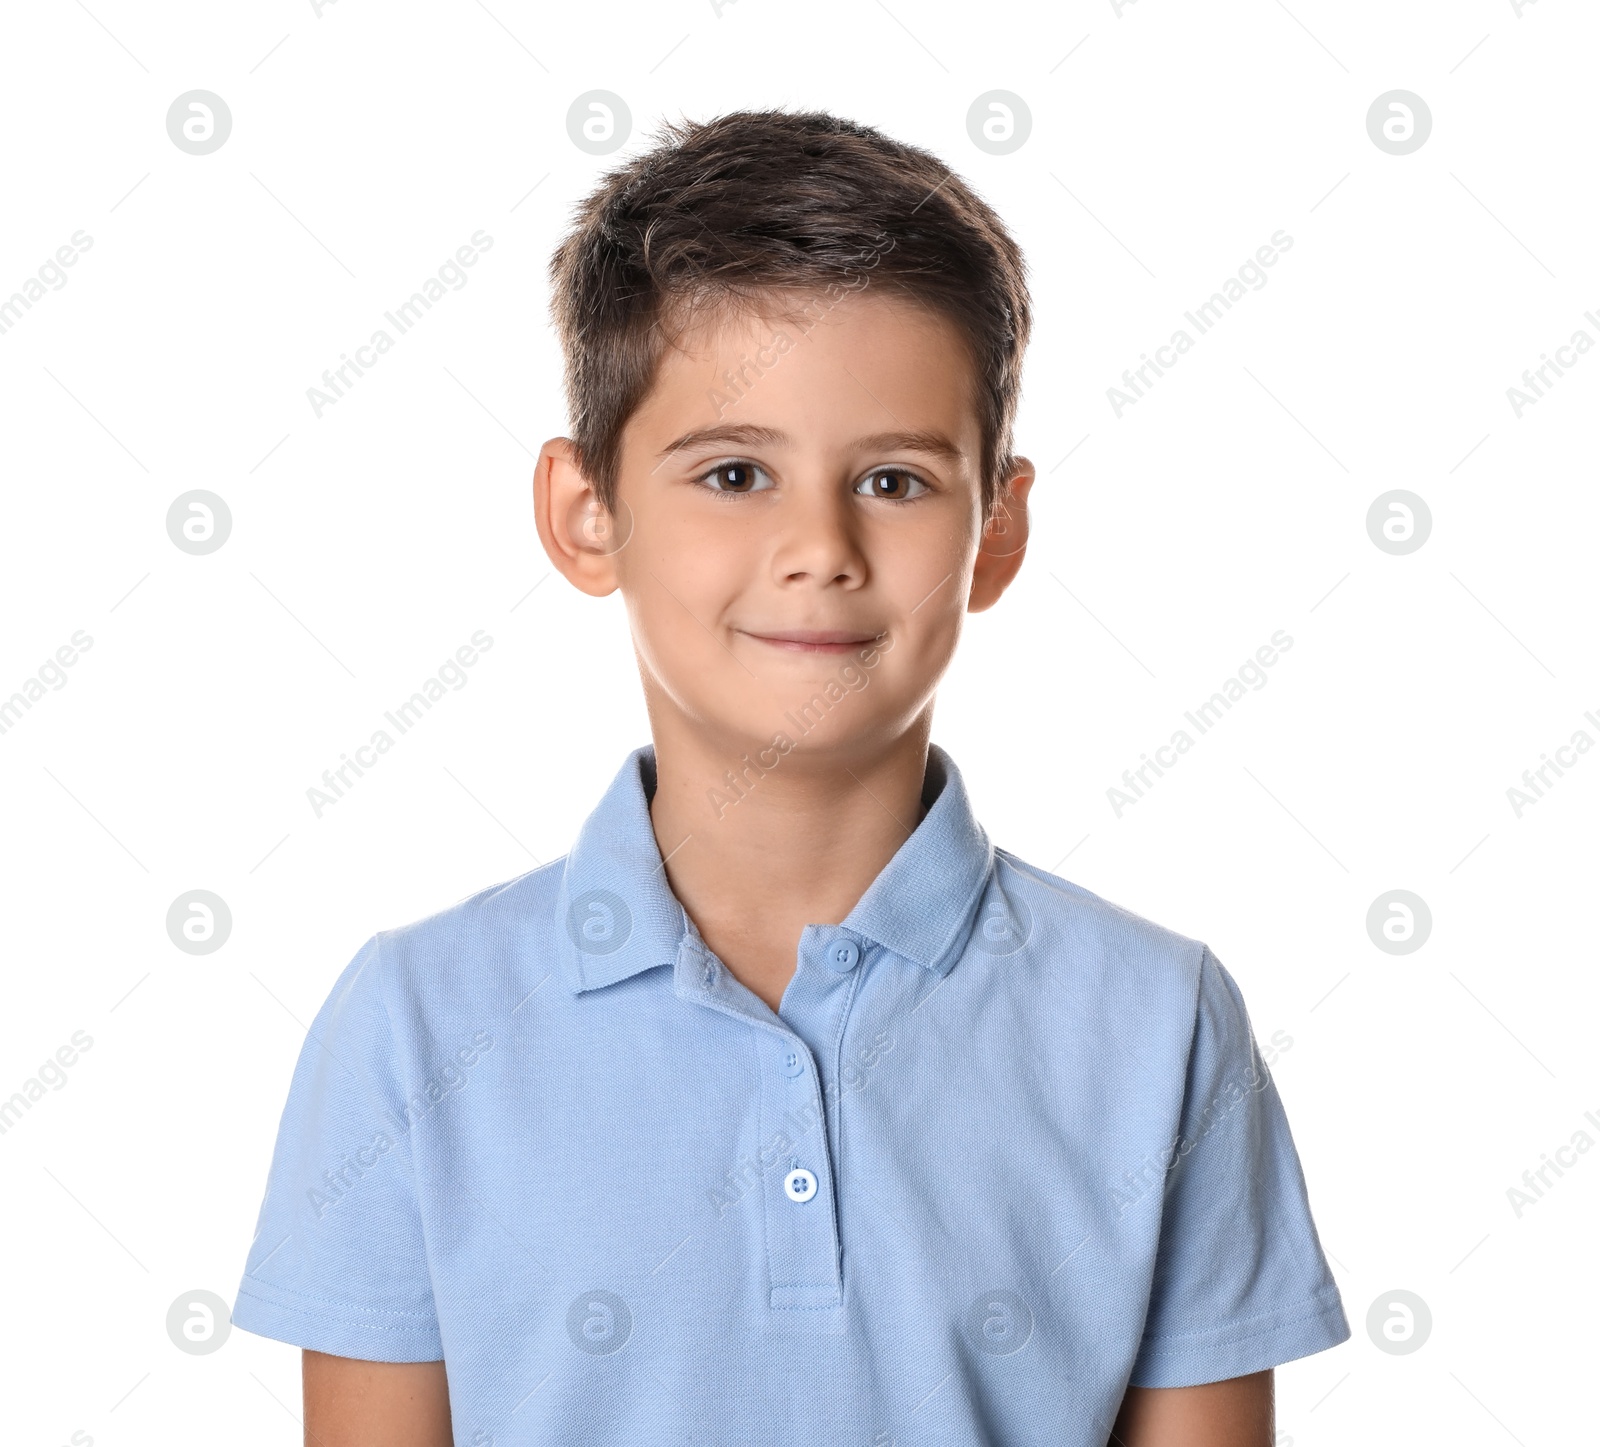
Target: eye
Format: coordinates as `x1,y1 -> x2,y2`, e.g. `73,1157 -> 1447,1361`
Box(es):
695,459 -> 774,494
854,468 -> 930,500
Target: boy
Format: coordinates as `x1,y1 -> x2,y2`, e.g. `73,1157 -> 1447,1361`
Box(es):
234,110 -> 1350,1445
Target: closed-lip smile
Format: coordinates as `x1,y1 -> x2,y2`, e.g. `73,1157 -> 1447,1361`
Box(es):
739,628 -> 883,654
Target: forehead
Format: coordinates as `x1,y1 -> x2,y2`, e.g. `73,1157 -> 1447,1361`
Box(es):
625,289 -> 982,456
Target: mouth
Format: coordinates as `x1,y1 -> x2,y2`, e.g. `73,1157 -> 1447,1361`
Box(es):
738,628 -> 885,655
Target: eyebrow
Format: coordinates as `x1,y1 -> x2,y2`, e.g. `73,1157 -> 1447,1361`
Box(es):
657,423 -> 966,465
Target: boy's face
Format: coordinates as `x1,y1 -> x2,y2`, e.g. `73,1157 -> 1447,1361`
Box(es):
537,291 -> 1032,763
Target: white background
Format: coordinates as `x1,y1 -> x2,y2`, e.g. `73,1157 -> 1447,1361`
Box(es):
2,0 -> 1595,1442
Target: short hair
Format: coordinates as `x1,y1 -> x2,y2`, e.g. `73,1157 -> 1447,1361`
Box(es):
548,108 -> 1031,522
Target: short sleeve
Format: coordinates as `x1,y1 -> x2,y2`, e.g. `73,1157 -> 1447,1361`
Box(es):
232,934 -> 442,1361
1127,946 -> 1350,1387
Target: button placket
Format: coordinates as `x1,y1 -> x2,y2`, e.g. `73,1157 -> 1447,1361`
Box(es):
763,1023 -> 839,1309
674,925 -> 859,1323
761,929 -> 869,1317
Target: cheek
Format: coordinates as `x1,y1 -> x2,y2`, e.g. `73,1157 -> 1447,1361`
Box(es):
618,532 -> 739,670
885,544 -> 974,673
623,588 -> 719,712
899,599 -> 966,675
647,530 -> 738,601
872,560 -> 967,673
881,518 -> 975,613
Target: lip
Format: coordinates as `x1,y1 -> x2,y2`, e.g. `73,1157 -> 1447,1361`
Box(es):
739,628 -> 884,654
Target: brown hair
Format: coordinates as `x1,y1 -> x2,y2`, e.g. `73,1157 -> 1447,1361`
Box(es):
548,109 -> 1032,521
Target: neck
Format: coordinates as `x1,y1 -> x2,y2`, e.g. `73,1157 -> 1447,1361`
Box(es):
644,706 -> 933,1005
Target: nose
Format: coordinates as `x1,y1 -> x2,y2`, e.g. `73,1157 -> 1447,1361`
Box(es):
770,482 -> 867,589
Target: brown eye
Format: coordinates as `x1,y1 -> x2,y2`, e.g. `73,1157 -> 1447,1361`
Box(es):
697,461 -> 773,494
856,469 -> 929,500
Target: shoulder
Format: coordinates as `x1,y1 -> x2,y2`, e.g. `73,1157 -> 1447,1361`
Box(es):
367,857 -> 571,1018
985,846 -> 1211,1012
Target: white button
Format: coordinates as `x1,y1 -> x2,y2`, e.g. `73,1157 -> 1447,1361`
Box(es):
783,1168 -> 818,1203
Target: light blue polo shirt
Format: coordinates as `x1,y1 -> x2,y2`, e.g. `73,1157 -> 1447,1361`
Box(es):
234,743 -> 1349,1444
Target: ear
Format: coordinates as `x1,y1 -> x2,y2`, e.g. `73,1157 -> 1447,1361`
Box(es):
533,438 -> 625,597
968,457 -> 1035,613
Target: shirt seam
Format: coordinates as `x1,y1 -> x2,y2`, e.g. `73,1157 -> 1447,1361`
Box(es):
1135,1282 -> 1343,1354
237,1279 -> 440,1330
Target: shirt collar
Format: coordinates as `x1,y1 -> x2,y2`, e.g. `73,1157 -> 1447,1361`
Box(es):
554,742 -> 994,994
